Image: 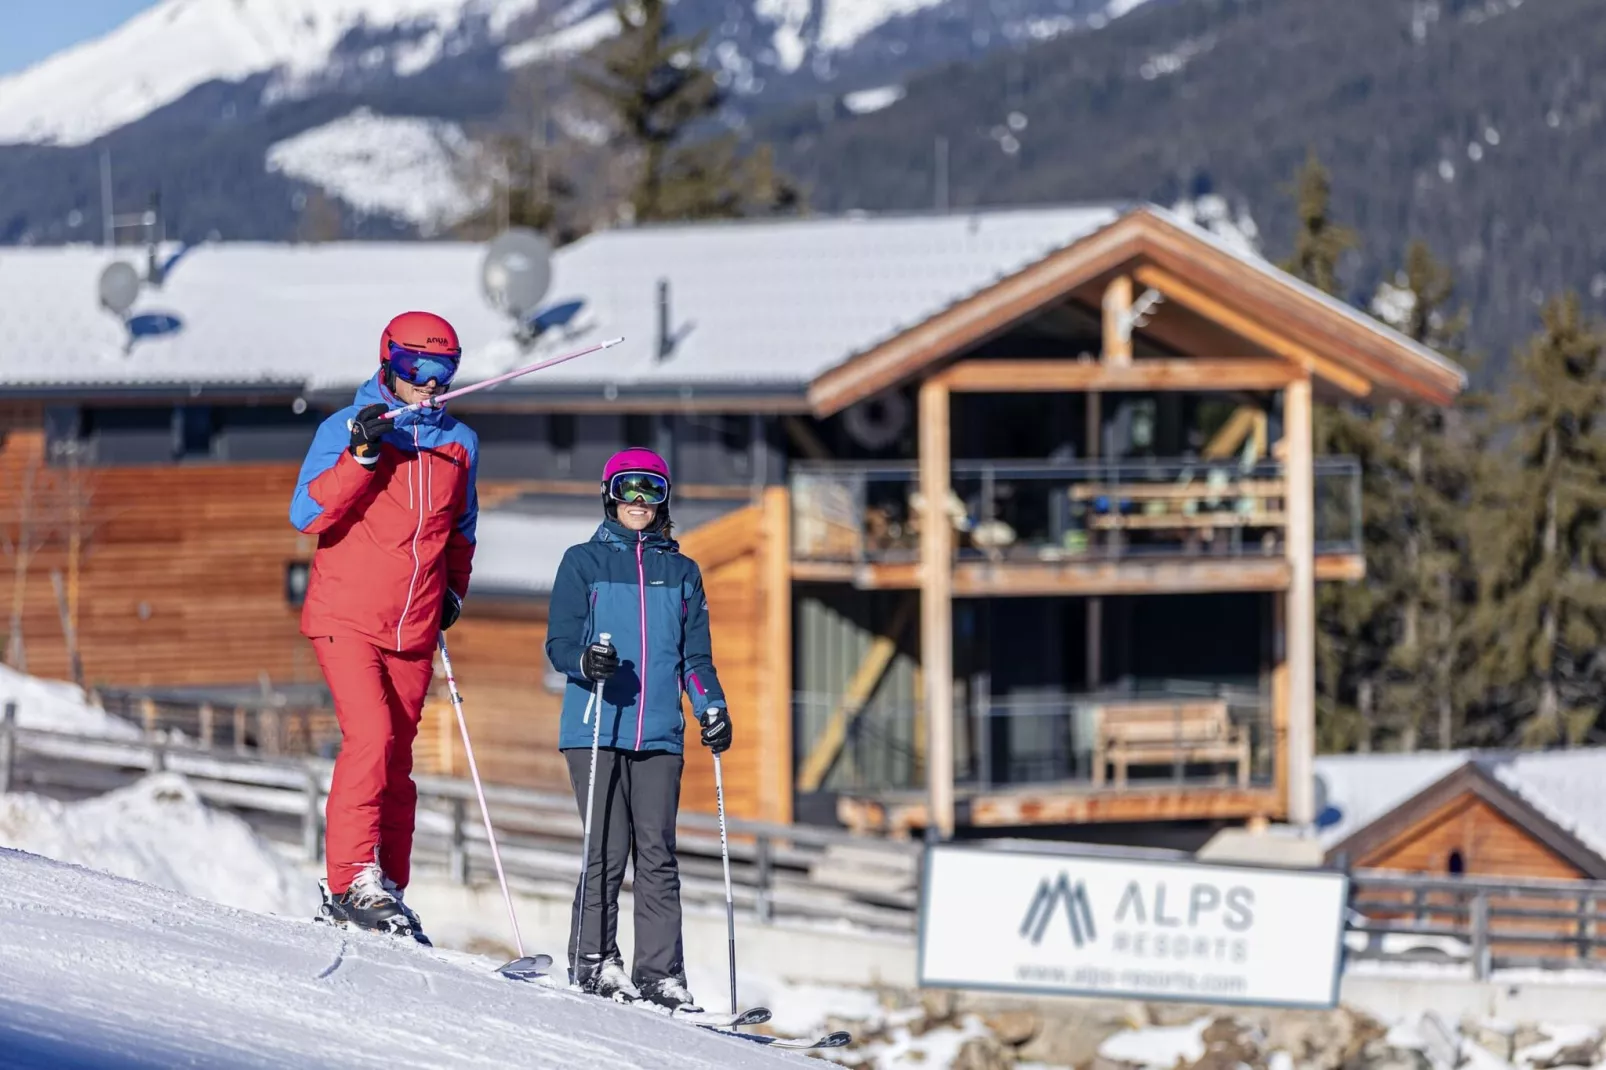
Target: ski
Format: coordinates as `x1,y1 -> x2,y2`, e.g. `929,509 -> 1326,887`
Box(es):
705,1028 -> 853,1050
496,953 -> 554,981
584,991 -> 772,1030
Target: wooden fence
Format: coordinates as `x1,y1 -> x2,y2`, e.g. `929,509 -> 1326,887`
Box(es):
4,700 -> 1605,975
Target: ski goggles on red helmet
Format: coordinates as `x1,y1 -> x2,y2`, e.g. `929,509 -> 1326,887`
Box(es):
607,470 -> 670,505
387,341 -> 460,387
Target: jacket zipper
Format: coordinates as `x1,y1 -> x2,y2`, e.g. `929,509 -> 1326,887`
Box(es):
635,533 -> 647,750
395,426 -> 426,649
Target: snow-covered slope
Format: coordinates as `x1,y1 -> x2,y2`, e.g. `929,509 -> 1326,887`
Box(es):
0,663 -> 139,738
0,0 -> 540,146
0,774 -> 313,918
265,109 -> 488,234
0,846 -> 796,1069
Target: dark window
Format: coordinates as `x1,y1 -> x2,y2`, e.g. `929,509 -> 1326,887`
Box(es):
624,413 -> 656,449
1448,849 -> 1465,875
176,406 -> 215,460
211,404 -> 320,462
83,407 -> 176,466
285,562 -> 310,607
550,413 -> 576,452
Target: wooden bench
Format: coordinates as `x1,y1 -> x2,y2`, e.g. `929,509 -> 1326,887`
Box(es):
1091,700 -> 1250,788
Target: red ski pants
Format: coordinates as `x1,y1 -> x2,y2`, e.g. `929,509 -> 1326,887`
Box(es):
314,635 -> 434,895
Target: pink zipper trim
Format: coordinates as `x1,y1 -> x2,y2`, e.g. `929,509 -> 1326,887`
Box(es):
635,534 -> 647,750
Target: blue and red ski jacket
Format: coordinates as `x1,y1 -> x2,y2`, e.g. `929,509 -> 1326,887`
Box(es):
290,373 -> 478,654
545,519 -> 726,754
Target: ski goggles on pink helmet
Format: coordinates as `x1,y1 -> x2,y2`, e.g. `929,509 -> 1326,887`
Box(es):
386,341 -> 460,388
607,470 -> 671,505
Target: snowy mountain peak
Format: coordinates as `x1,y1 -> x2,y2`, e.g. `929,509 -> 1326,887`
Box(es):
0,0 -> 539,147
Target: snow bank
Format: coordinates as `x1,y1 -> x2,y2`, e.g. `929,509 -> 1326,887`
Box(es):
0,847 -> 794,1069
0,663 -> 139,738
0,773 -> 314,918
1098,1016 -> 1211,1067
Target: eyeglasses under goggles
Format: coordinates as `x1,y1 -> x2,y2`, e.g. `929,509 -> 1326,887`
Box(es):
387,341 -> 460,388
607,470 -> 670,505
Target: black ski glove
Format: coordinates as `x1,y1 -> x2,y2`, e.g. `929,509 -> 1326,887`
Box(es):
440,590 -> 463,631
348,403 -> 392,465
698,708 -> 732,754
581,640 -> 618,682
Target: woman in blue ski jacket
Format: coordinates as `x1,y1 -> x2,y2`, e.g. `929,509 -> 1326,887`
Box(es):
544,447 -> 731,1012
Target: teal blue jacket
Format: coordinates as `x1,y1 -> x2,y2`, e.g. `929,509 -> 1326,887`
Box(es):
544,520 -> 726,753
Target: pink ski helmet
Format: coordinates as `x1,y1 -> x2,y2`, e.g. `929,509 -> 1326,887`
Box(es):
603,447 -> 670,483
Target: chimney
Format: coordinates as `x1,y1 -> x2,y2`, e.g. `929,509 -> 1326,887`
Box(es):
657,278 -> 671,361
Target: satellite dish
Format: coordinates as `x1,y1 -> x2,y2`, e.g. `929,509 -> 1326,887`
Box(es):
98,261 -> 142,316
525,298 -> 585,335
127,312 -> 184,340
481,228 -> 553,322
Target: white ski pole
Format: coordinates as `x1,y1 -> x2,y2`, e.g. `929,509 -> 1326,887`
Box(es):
437,633 -> 544,977
572,632 -> 611,984
712,748 -> 738,1016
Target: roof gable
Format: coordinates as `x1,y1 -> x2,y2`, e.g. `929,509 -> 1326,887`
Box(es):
1324,760 -> 1606,879
805,206 -> 1469,416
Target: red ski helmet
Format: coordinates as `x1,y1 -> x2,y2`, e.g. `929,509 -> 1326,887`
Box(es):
380,311 -> 462,387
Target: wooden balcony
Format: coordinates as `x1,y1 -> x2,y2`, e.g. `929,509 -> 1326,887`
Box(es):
790,458 -> 1361,596
791,685 -> 1285,834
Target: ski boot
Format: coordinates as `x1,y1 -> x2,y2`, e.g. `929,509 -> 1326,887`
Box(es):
316,866 -> 425,944
381,874 -> 432,947
641,976 -> 701,1014
576,956 -> 641,1003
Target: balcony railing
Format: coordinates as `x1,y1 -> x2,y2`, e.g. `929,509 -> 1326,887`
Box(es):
794,680 -> 1276,796
791,457 -> 1361,565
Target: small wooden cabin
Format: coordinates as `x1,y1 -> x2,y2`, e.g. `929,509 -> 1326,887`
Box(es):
0,206 -> 1465,838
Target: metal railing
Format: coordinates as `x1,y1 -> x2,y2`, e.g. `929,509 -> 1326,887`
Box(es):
790,457 -> 1362,564
795,681 -> 1276,796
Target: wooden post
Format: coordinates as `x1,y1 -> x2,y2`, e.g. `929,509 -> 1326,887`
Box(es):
1085,389 -> 1103,689
1470,891 -> 1491,980
233,707 -> 247,754
140,697 -> 158,739
918,378 -> 955,839
0,701 -> 16,795
302,771 -> 322,863
1102,275 -> 1134,366
1283,378 -> 1316,825
199,703 -> 215,750
1272,596 -> 1290,813
761,487 -> 794,824
449,797 -> 468,885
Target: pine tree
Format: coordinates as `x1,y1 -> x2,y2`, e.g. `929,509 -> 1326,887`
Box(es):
1470,295 -> 1606,746
577,0 -> 800,223
1370,242 -> 1481,750
1279,150 -> 1358,298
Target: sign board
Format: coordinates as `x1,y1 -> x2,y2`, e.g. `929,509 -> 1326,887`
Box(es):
919,843 -> 1347,1009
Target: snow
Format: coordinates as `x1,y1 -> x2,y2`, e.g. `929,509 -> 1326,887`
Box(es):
1140,35 -> 1215,80
818,0 -> 947,53
0,663 -> 139,738
1170,195 -> 1261,258
756,0 -> 813,72
1107,0 -> 1158,17
265,108 -> 488,233
843,85 -> 906,114
0,0 -> 541,147
1098,1017 -> 1212,1067
0,774 -> 313,919
502,10 -> 622,68
0,846 -> 796,1069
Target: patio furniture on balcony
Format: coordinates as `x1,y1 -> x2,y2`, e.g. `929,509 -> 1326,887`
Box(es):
1090,699 -> 1252,788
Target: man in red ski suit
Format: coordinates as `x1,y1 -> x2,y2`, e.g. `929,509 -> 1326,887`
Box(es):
290,311 -> 479,941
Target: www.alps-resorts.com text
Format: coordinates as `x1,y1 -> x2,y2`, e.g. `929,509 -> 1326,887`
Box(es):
1015,963 -> 1249,996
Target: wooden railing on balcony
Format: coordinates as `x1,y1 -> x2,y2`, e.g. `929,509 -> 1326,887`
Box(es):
790,458 -> 1361,566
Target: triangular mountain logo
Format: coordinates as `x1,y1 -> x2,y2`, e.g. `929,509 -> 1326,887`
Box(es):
1020,872 -> 1096,948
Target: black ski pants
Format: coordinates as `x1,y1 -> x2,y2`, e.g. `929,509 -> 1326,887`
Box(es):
564,747 -> 685,988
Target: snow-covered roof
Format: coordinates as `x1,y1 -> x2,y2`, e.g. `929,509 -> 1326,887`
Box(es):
0,206 -> 1120,395
1314,749 -> 1606,861
469,511 -> 600,597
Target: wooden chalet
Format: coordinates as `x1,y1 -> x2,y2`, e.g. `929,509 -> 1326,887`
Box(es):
0,204 -> 1465,840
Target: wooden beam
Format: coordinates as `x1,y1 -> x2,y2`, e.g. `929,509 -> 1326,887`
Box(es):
1284,377 -> 1316,826
918,378 -> 956,839
838,787 -> 1283,833
1202,404 -> 1263,460
1315,553 -> 1366,583
797,557 -> 1293,595
1133,265 -> 1374,398
1272,593 -> 1289,819
782,415 -> 833,461
934,359 -> 1298,393
1103,275 -> 1134,366
796,595 -> 917,792
761,486 -> 794,823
